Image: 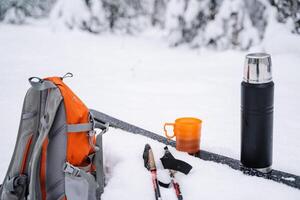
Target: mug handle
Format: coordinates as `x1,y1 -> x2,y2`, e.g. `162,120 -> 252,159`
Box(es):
164,123 -> 175,140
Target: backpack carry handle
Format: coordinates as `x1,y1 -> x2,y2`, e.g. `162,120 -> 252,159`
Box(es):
29,77 -> 43,83
61,72 -> 73,80
28,77 -> 57,91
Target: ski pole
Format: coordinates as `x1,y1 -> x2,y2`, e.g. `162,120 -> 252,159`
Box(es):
160,146 -> 192,200
143,144 -> 163,200
169,170 -> 183,200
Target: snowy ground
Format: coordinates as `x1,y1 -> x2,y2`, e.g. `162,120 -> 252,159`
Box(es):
0,24 -> 300,199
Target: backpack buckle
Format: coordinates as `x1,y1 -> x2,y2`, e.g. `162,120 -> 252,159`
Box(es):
63,162 -> 81,177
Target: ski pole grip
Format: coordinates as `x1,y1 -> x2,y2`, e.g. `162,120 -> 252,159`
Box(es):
164,123 -> 175,140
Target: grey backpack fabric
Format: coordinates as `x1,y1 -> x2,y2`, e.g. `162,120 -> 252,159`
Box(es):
0,76 -> 108,200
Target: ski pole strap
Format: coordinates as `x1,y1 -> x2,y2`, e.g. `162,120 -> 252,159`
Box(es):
160,147 -> 192,175
158,181 -> 171,188
160,157 -> 192,175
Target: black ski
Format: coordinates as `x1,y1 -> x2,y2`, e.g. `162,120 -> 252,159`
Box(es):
90,109 -> 300,190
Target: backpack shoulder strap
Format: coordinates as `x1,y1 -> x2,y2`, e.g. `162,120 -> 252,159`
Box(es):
28,83 -> 63,200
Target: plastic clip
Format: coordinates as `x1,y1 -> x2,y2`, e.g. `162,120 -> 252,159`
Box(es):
63,162 -> 81,177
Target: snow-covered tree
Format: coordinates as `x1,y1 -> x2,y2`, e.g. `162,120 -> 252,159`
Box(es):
101,0 -> 151,33
204,0 -> 260,50
50,0 -> 152,34
151,0 -> 168,28
50,0 -> 107,33
271,0 -> 300,34
183,0 -> 222,47
0,0 -> 299,50
245,0 -> 268,39
164,0 -> 270,50
164,0 -> 189,45
0,0 -> 56,23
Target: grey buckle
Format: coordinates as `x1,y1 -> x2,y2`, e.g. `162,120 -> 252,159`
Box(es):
63,162 -> 81,177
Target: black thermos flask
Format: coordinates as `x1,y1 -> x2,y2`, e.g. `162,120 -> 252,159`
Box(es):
241,53 -> 274,173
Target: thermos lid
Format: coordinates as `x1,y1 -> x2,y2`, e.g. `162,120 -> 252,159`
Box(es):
244,53 -> 272,84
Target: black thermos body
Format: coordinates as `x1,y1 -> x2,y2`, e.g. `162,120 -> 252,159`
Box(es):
241,53 -> 274,173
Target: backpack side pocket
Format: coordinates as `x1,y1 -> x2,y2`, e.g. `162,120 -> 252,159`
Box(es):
64,163 -> 97,200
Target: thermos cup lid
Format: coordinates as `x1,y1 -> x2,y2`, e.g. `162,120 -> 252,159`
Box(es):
244,53 -> 272,84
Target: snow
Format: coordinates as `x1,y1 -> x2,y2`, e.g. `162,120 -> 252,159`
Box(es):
0,23 -> 300,199
102,129 -> 299,199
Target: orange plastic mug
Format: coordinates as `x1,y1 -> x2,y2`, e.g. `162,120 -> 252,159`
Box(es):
164,117 -> 202,154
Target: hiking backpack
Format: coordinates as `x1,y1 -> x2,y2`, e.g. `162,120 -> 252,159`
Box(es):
0,74 -> 109,200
